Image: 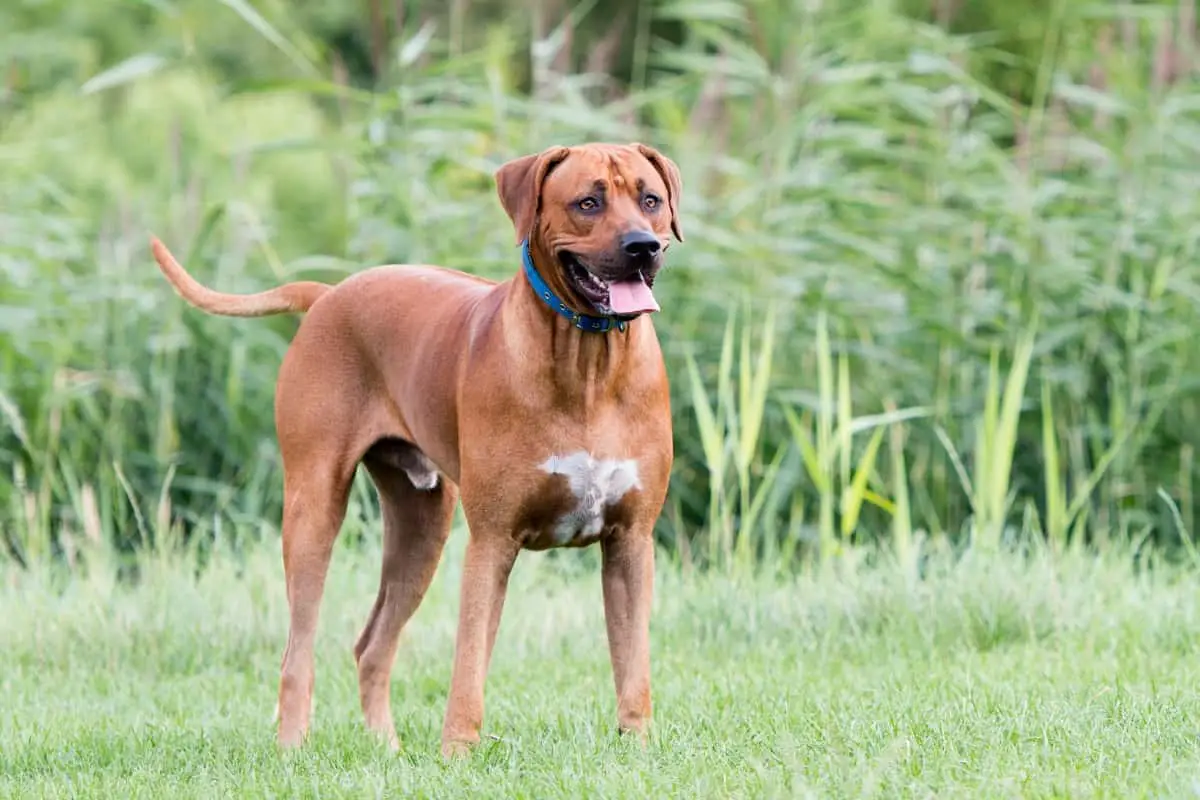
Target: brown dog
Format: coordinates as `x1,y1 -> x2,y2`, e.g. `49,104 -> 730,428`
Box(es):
149,142 -> 682,757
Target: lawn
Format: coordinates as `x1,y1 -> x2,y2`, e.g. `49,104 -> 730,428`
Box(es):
3,533 -> 1198,798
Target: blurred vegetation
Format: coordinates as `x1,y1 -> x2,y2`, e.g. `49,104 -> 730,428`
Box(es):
3,0 -> 1200,570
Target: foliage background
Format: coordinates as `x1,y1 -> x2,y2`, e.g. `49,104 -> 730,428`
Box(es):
4,0 -> 1200,568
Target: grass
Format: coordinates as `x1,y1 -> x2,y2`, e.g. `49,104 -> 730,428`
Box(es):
3,530 -> 1200,798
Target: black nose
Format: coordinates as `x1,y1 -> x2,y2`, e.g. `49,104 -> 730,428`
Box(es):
621,230 -> 661,259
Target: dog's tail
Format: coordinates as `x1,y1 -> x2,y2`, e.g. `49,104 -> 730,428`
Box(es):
150,237 -> 331,317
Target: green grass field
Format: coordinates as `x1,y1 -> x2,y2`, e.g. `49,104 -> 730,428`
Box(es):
4,534 -> 1199,798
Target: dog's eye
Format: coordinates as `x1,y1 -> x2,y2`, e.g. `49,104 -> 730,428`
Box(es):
642,194 -> 661,211
577,197 -> 601,212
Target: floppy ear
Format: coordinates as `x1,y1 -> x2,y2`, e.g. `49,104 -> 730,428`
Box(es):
634,143 -> 684,242
494,146 -> 571,245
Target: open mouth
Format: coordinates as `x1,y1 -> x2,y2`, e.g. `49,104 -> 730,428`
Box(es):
562,254 -> 660,317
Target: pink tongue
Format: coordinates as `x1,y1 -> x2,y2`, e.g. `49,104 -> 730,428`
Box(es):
608,277 -> 660,315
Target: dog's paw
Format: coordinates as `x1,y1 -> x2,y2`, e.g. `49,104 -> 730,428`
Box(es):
276,727 -> 308,750
369,727 -> 401,753
617,718 -> 651,749
440,735 -> 479,760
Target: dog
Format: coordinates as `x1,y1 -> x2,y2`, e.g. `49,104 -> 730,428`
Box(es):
149,142 -> 683,757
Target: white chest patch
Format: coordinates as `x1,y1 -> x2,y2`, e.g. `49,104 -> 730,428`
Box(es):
540,452 -> 641,543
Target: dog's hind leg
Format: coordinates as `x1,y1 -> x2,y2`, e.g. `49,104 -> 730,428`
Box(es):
276,461 -> 353,748
354,443 -> 458,749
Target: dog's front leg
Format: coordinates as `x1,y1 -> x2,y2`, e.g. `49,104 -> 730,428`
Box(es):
440,532 -> 520,758
601,529 -> 655,740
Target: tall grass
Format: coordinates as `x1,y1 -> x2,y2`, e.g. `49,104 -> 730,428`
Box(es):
3,0 -> 1200,570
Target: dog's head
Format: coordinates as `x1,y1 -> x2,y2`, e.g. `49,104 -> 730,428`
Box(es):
495,143 -> 683,318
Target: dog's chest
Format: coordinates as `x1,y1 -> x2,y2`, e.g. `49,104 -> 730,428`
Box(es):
519,451 -> 642,548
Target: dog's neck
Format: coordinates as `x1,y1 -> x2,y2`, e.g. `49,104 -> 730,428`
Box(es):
502,239 -> 648,406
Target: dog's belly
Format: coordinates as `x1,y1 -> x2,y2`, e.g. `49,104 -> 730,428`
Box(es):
515,450 -> 645,550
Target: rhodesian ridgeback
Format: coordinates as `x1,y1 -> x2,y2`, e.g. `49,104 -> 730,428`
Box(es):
149,142 -> 683,757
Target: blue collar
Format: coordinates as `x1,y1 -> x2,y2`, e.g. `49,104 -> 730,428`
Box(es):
521,240 -> 627,333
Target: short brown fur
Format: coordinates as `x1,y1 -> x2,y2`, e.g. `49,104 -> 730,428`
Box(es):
150,142 -> 683,757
